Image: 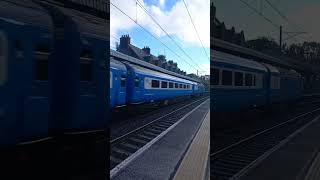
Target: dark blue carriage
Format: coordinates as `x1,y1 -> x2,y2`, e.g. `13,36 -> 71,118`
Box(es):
211,50 -> 268,112
0,1 -> 108,148
0,1 -> 54,147
211,50 -> 304,112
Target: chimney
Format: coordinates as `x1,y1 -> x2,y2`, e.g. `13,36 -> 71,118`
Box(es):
142,46 -> 151,55
119,34 -> 131,49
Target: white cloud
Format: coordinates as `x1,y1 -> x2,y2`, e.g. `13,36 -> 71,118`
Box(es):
159,0 -> 166,7
110,0 -> 210,48
198,62 -> 210,76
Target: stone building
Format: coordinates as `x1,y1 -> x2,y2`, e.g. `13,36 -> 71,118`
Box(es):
117,34 -> 184,75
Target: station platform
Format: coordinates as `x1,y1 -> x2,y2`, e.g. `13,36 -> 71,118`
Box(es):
111,99 -> 210,180
239,114 -> 320,180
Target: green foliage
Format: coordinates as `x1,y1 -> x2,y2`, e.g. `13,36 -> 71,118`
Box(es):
246,36 -> 320,65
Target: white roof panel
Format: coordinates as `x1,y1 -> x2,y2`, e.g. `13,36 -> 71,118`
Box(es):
127,63 -> 194,84
212,50 -> 268,72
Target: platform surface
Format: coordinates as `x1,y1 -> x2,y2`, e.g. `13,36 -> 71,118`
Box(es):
173,110 -> 210,180
240,115 -> 320,180
112,99 -> 210,180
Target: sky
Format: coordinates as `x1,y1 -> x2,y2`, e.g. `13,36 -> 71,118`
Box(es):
213,0 -> 320,45
110,0 -> 210,76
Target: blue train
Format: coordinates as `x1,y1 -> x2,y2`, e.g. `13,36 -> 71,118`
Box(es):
211,50 -> 304,112
0,1 -> 108,148
110,55 -> 205,109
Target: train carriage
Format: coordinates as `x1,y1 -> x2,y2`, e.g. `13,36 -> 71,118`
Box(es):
0,1 -> 54,147
211,50 -> 304,113
56,6 -> 108,132
124,62 -> 195,104
211,50 -> 268,112
0,0 -> 109,148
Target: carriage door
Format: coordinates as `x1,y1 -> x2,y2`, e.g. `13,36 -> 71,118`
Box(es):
134,75 -> 142,102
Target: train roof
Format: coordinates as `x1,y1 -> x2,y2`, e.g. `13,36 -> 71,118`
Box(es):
212,50 -> 268,72
0,1 -> 107,40
110,58 -> 126,71
110,49 -> 202,84
126,62 -> 196,84
263,64 -> 280,74
55,6 -> 107,40
0,0 -> 53,29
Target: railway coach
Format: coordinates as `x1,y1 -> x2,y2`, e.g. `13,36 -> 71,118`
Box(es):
110,52 -> 205,110
211,50 -> 303,112
0,0 -> 108,148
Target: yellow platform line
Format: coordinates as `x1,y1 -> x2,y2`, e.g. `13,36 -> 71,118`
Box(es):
173,110 -> 210,180
304,151 -> 320,180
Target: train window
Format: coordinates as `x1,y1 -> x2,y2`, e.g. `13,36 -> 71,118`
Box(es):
152,80 -> 160,88
175,83 -> 178,88
120,75 -> 126,87
212,68 -> 220,85
183,84 -> 186,89
187,85 -> 190,89
222,70 -> 232,86
134,77 -> 140,87
80,49 -> 93,82
161,81 -> 168,88
234,72 -> 243,86
253,75 -> 256,86
179,84 -> 182,89
0,31 -> 8,86
245,73 -> 253,86
169,82 -> 174,88
35,43 -> 50,81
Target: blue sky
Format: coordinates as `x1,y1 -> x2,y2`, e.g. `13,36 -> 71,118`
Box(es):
110,0 -> 210,76
213,0 -> 320,45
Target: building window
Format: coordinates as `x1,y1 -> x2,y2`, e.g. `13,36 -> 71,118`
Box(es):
120,75 -> 126,87
234,72 -> 243,86
35,43 -> 50,81
161,81 -> 168,88
212,68 -> 219,85
175,83 -> 178,88
80,49 -> 93,82
169,82 -> 173,88
222,70 -> 232,85
245,73 -> 253,86
152,79 -> 160,88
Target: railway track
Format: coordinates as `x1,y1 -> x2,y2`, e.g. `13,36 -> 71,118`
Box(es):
110,96 -> 209,178
110,95 -> 208,140
211,107 -> 320,180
